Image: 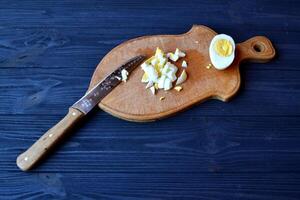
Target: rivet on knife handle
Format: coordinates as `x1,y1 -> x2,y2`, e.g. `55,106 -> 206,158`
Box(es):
16,108 -> 84,171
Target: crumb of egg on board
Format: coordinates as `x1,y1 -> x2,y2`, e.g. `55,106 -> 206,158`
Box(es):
159,96 -> 165,101
174,86 -> 183,92
205,63 -> 212,69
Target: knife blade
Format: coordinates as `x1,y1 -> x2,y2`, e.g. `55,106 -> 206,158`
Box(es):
72,55 -> 145,114
16,55 -> 145,171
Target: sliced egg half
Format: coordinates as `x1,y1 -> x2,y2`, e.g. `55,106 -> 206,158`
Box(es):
209,34 -> 235,70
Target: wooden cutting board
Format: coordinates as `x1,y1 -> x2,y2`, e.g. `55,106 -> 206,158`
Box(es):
89,25 -> 275,122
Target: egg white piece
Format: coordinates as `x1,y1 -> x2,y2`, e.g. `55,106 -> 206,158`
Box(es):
141,73 -> 149,83
164,78 -> 173,90
166,71 -> 177,82
158,75 -> 167,89
167,53 -> 179,62
150,86 -> 156,95
175,70 -> 187,86
175,48 -> 186,57
161,63 -> 170,75
209,34 -> 235,70
164,62 -> 177,73
141,64 -> 158,82
182,60 -> 187,68
145,81 -> 153,89
150,58 -> 159,66
121,69 -> 129,82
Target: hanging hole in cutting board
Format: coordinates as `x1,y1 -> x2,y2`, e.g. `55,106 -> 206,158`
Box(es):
253,42 -> 265,53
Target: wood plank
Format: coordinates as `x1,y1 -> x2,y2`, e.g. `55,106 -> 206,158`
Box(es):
1,115 -> 300,173
0,172 -> 300,199
1,67 -> 299,116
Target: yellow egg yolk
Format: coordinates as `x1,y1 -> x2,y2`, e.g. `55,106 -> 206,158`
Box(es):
214,39 -> 233,57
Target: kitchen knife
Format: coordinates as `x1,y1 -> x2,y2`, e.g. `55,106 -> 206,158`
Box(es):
16,55 -> 145,171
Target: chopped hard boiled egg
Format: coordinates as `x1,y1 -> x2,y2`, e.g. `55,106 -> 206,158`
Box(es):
157,75 -> 167,89
141,73 -> 149,83
209,34 -> 235,70
164,78 -> 173,90
182,60 -> 187,68
145,81 -> 153,89
121,69 -> 129,82
176,70 -> 187,86
167,53 -> 179,62
167,48 -> 186,62
150,86 -> 156,95
141,47 -> 188,95
175,48 -> 186,57
141,63 -> 159,82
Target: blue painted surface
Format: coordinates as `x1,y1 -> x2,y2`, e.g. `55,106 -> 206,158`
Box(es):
0,0 -> 300,199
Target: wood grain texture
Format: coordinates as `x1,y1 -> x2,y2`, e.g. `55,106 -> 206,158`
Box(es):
90,26 -> 275,122
16,108 -> 84,171
1,0 -> 300,199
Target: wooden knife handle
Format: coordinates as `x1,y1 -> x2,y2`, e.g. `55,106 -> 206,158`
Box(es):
16,108 -> 84,171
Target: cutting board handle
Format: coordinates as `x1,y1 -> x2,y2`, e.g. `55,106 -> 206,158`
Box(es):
16,108 -> 84,171
238,36 -> 276,63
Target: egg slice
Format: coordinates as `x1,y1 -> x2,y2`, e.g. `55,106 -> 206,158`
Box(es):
209,34 -> 235,70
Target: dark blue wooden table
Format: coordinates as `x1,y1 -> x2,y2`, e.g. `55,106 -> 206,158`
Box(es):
1,0 -> 300,199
